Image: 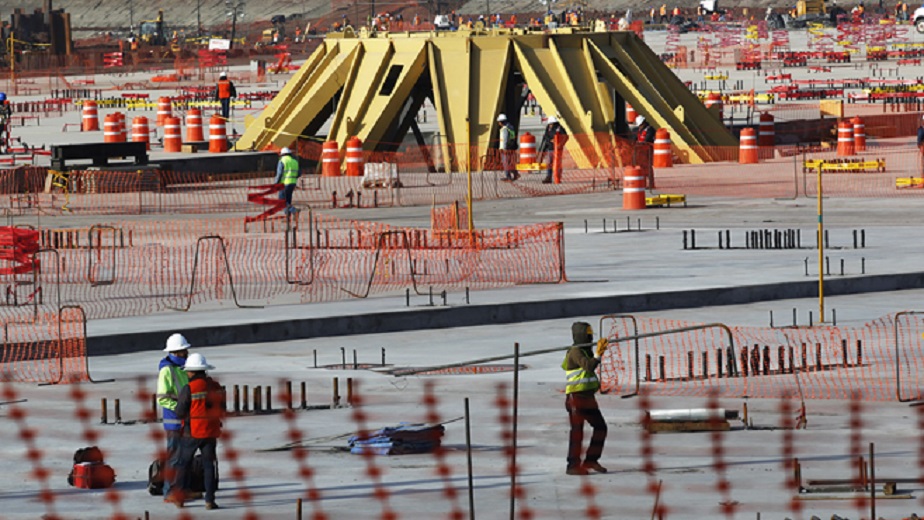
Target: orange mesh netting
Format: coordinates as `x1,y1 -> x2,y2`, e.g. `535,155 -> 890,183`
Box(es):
598,313 -> 924,401
0,306 -> 88,384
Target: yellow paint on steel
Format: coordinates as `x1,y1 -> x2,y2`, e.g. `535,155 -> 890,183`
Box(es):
235,28 -> 736,168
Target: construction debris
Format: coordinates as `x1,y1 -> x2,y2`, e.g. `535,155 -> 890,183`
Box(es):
348,423 -> 446,455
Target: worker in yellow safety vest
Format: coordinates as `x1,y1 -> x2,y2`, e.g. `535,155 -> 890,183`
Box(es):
274,147 -> 300,215
562,322 -> 609,476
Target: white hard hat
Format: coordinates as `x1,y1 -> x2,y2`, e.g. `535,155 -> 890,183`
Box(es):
164,333 -> 191,352
547,116 -> 558,124
219,71 -> 227,78
635,115 -> 646,126
497,113 -> 507,122
280,147 -> 292,155
184,353 -> 215,371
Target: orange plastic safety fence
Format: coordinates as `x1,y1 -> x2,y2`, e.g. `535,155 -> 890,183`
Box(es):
598,313 -> 924,401
430,202 -> 468,231
0,307 -> 88,384
0,213 -> 563,320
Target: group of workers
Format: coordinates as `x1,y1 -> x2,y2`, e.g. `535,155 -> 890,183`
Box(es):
153,320 -> 611,511
157,333 -> 223,509
495,113 -> 568,184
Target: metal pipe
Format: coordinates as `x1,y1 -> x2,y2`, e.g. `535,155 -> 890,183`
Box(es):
509,342 -> 520,520
393,323 -> 736,379
465,397 -> 475,520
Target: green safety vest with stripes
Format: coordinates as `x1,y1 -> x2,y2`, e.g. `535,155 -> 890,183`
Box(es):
280,154 -> 300,185
562,349 -> 600,394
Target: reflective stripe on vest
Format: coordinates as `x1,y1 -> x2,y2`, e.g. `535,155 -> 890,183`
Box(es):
561,350 -> 600,394
280,155 -> 299,185
218,80 -> 232,99
161,364 -> 186,430
188,377 -> 222,439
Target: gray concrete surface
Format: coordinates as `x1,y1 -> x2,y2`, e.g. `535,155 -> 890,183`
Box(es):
2,27 -> 924,520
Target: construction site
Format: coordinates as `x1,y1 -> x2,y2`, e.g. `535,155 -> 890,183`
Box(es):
4,3 -> 924,519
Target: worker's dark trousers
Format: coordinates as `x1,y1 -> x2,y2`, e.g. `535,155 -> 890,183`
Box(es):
219,98 -> 231,120
565,392 -> 607,468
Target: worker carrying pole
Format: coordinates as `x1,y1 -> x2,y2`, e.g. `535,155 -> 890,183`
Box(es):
562,322 -> 609,476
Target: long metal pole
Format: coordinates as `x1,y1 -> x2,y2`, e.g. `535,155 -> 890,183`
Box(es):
466,117 -> 474,233
465,397 -> 475,520
817,164 -> 824,322
393,323 -> 736,377
509,342 -> 519,520
869,442 -> 876,520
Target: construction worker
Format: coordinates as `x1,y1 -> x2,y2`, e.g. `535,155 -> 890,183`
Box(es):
214,71 -> 236,121
497,114 -> 519,181
275,147 -> 300,215
659,3 -> 668,23
539,116 -> 567,184
0,92 -> 11,154
563,322 -> 609,476
157,333 -> 192,502
171,353 -> 224,510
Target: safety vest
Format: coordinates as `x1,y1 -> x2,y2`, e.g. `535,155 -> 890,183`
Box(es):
217,79 -> 233,99
499,123 -> 515,149
188,376 -> 223,439
280,154 -> 299,185
156,362 -> 189,430
562,349 -> 600,394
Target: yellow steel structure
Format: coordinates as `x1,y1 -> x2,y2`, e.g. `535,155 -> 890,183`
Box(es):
235,26 -> 737,168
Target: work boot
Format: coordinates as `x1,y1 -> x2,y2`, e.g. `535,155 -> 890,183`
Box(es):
164,491 -> 184,508
542,178 -> 552,184
205,502 -> 220,510
566,465 -> 589,476
583,461 -> 608,474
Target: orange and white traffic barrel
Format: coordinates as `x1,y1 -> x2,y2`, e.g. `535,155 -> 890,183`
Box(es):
622,165 -> 647,210
116,112 -> 126,142
163,116 -> 182,152
705,92 -> 723,119
836,120 -> 854,156
103,114 -> 120,143
156,96 -> 172,127
758,112 -> 775,147
626,103 -> 638,126
321,141 -> 340,177
131,116 -> 150,150
208,114 -> 228,153
852,116 -> 866,152
653,128 -> 673,168
82,100 -> 99,131
186,108 -> 204,142
345,136 -> 364,177
518,132 -> 536,168
739,127 -> 758,164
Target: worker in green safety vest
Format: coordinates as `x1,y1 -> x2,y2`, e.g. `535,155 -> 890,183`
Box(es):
274,147 -> 300,215
562,321 -> 609,476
